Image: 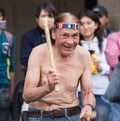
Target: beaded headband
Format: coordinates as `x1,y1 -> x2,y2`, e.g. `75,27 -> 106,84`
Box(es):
54,23 -> 80,30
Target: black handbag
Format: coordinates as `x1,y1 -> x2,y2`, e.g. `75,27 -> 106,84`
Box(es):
104,61 -> 120,102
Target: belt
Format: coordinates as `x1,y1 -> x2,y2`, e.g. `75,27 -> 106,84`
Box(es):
25,106 -> 81,118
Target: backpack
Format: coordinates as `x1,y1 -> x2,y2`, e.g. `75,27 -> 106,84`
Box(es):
4,31 -> 12,48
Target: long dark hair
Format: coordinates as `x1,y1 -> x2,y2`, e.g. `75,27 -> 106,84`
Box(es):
77,10 -> 103,53
0,5 -> 6,20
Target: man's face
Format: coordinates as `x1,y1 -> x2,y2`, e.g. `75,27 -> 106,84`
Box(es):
0,13 -> 6,30
99,15 -> 108,28
36,9 -> 55,30
0,13 -> 3,21
52,28 -> 79,57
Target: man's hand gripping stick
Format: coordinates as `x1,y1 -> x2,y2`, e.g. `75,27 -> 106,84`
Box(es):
44,18 -> 59,91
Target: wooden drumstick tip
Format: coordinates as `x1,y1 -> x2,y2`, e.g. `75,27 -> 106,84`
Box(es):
80,111 -> 96,120
55,84 -> 59,91
90,111 -> 96,119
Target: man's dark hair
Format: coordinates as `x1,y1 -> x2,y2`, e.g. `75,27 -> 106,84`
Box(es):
0,5 -> 6,19
35,2 -> 58,18
92,5 -> 108,17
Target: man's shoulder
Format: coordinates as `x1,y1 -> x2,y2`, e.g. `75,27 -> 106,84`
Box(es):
30,43 -> 48,60
77,45 -> 90,55
76,46 -> 91,67
33,43 -> 47,52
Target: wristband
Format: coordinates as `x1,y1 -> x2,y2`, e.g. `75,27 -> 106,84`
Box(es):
85,103 -> 94,111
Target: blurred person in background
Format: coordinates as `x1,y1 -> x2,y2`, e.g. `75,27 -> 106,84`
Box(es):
0,5 -> 15,121
77,10 -> 110,121
11,2 -> 58,121
105,31 -> 120,121
20,2 -> 58,74
92,5 -> 112,38
105,32 -> 120,78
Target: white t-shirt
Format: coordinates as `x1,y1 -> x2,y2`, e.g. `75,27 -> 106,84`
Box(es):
78,37 -> 110,95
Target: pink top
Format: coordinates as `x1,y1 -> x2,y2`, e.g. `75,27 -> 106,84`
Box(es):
105,31 -> 120,78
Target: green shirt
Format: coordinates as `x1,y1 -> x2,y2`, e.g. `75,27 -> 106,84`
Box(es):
0,30 -> 15,87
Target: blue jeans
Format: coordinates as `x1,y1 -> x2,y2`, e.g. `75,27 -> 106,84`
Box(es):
78,92 -> 111,121
28,108 -> 81,121
109,102 -> 120,121
0,88 -> 10,121
29,114 -> 81,121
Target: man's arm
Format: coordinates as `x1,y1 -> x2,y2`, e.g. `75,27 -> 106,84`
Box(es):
80,52 -> 95,107
22,47 -> 59,103
22,47 -> 48,103
80,51 -> 96,120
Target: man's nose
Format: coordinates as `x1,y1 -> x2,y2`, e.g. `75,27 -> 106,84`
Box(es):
67,37 -> 74,43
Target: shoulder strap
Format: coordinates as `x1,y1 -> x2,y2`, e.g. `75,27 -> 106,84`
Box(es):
5,31 -> 13,79
4,31 -> 12,48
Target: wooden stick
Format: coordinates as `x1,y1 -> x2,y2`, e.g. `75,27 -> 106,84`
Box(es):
81,111 -> 96,120
44,18 -> 59,91
89,111 -> 96,119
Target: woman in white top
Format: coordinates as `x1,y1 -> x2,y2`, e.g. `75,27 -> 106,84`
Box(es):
77,10 -> 110,121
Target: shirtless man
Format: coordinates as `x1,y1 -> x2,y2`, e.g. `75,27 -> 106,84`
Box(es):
23,12 -> 95,121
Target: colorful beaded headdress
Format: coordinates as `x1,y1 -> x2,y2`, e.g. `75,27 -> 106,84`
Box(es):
54,23 -> 80,30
